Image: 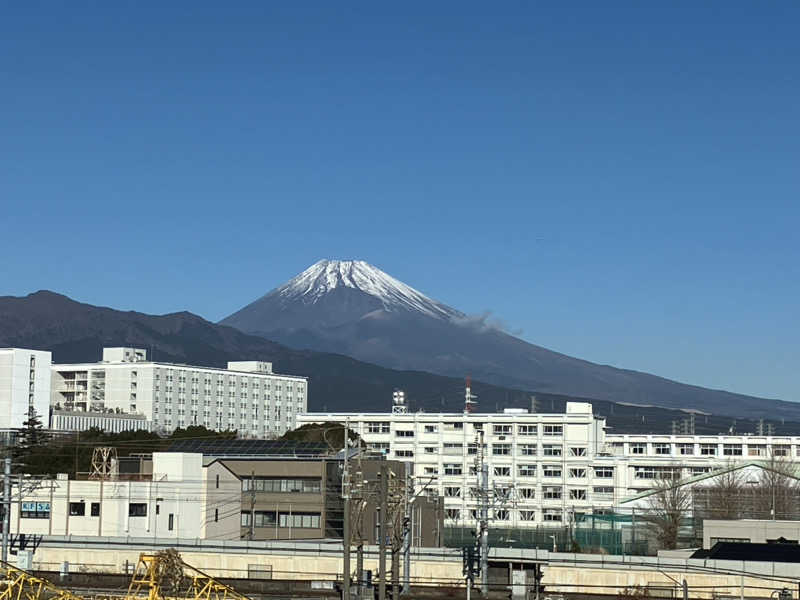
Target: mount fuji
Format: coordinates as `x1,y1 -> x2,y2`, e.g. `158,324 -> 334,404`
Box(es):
221,260 -> 787,419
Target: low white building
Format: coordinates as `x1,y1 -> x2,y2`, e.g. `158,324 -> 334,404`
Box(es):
10,452 -> 241,540
298,403 -> 800,529
0,348 -> 51,431
51,347 -> 308,437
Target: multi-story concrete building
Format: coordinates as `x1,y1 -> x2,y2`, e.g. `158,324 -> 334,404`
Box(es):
298,402 -> 800,529
9,452 -> 239,540
0,348 -> 51,431
50,347 -> 308,437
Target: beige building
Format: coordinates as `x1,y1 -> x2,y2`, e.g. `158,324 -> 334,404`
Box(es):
206,456 -> 444,545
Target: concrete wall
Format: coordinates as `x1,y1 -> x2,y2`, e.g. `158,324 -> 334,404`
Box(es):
24,538 -> 800,598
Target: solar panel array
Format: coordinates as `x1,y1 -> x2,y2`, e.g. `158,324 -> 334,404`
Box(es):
168,438 -> 331,457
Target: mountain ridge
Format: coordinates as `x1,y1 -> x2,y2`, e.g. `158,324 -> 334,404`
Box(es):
2,290 -> 800,432
221,259 -> 792,419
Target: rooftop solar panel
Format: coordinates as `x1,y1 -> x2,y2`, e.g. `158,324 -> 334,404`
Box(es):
167,438 -> 331,457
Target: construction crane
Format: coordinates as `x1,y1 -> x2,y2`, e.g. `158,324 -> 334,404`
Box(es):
125,550 -> 251,600
0,561 -> 86,600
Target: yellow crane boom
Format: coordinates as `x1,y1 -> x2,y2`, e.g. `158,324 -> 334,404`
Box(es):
125,551 -> 251,600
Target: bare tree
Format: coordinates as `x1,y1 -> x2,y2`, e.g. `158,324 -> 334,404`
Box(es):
693,462 -> 744,521
644,467 -> 691,550
751,455 -> 800,520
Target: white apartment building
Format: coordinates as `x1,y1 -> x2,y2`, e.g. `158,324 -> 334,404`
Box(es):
9,452 -> 241,540
51,348 -> 308,437
298,403 -> 800,529
0,348 -> 51,430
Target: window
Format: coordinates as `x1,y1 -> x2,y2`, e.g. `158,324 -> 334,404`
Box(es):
518,425 -> 537,436
569,468 -> 586,479
519,510 -> 536,522
723,444 -> 743,456
444,463 -> 462,476
424,466 -> 438,475
445,509 -> 461,520
241,512 -> 251,527
543,486 -> 562,500
170,514 -> 176,529
253,511 -> 276,527
424,446 -> 438,454
496,486 -> 513,501
395,430 -> 414,438
773,445 -> 791,457
518,487 -> 535,499
700,444 -> 717,456
569,489 -> 587,500
634,466 -> 681,480
570,447 -> 587,457
594,467 -> 614,478
493,466 -> 511,477
216,474 -> 220,488
128,503 -> 147,517
543,510 -> 562,522
443,442 -> 463,455
593,486 -> 614,497
748,444 -> 767,457
444,422 -> 464,430
493,425 -> 512,435
242,478 -> 321,493
630,443 -> 646,455
395,450 -> 413,458
444,487 -> 462,498
654,443 -> 671,455
492,444 -> 511,456
542,445 -> 562,457
493,509 -> 510,521
279,512 -> 320,529
677,443 -> 694,456
543,425 -> 563,436
69,502 -> 85,516
543,465 -> 562,478
518,464 -> 536,477
520,444 -> 537,456
424,424 -> 438,433
90,503 -> 100,517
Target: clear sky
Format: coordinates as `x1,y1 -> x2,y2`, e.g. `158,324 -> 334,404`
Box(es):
1,2 -> 797,402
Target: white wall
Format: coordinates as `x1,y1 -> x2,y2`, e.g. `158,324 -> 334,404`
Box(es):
10,453 -> 231,541
0,349 -> 51,429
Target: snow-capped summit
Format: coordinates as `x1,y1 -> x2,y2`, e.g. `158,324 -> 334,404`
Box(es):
220,259 -> 464,334
277,259 -> 462,320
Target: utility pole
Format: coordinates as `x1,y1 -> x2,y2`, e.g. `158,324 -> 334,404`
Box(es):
402,469 -> 412,594
477,430 -> 489,596
249,470 -> 255,540
2,456 -> 10,563
343,418 -> 351,600
378,464 -> 388,600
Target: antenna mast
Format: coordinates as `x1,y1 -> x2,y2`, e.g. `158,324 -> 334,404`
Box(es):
464,376 -> 477,414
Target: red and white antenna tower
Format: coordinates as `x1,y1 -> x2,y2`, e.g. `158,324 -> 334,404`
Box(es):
464,376 -> 477,414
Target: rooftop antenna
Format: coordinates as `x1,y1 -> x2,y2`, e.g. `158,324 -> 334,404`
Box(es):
464,376 -> 477,414
392,389 -> 407,415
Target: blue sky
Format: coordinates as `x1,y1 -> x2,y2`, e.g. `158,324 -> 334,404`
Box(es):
1,2 -> 797,402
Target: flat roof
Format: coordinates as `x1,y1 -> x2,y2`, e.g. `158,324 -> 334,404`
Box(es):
52,360 -> 307,380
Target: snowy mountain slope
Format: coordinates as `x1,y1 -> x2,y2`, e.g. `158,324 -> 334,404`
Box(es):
276,260 -> 463,320
220,260 -> 790,419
